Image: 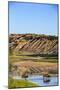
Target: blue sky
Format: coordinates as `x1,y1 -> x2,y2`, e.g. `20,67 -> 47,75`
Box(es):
9,2 -> 58,36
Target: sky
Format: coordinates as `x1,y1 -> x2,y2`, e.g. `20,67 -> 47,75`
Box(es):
9,2 -> 58,36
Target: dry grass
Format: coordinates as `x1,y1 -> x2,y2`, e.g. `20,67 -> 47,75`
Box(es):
11,61 -> 58,75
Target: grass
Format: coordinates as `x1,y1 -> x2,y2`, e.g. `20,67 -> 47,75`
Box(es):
8,78 -> 38,89
9,51 -> 58,63
9,52 -> 58,77
9,54 -> 58,63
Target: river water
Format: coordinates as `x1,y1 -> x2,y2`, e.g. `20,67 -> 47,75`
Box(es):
12,75 -> 58,86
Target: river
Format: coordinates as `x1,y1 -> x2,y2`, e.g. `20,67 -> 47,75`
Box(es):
12,75 -> 58,86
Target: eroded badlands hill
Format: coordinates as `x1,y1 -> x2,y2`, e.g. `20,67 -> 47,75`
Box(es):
9,34 -> 58,55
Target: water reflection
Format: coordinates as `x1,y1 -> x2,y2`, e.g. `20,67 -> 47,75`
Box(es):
11,75 -> 58,86
43,74 -> 51,83
27,75 -> 58,86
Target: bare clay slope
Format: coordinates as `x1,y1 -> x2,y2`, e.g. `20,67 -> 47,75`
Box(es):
9,34 -> 58,55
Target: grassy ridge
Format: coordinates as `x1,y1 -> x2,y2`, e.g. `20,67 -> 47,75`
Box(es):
9,55 -> 58,63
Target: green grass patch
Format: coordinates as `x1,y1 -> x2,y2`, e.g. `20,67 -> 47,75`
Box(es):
8,78 -> 38,89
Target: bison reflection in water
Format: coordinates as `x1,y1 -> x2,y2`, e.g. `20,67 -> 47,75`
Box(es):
43,73 -> 51,83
